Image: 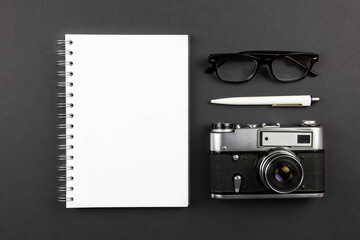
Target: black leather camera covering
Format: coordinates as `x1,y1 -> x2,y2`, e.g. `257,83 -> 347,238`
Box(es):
210,151 -> 325,194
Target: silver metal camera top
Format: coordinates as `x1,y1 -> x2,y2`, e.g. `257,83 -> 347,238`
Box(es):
301,120 -> 318,127
262,123 -> 280,128
212,122 -> 235,132
212,121 -> 319,130
210,121 -> 323,152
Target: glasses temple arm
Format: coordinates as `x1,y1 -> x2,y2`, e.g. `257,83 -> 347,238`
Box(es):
206,61 -> 227,73
284,56 -> 318,76
205,66 -> 216,73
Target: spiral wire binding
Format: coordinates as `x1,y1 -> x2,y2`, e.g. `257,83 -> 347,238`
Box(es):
57,134 -> 74,140
56,39 -> 74,203
57,71 -> 73,77
57,165 -> 74,171
57,103 -> 74,108
56,60 -> 73,66
57,113 -> 74,119
57,144 -> 74,150
57,93 -> 74,98
56,124 -> 74,129
56,50 -> 73,56
56,40 -> 73,45
57,155 -> 74,161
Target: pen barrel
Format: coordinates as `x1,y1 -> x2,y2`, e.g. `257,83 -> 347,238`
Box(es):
211,95 -> 312,106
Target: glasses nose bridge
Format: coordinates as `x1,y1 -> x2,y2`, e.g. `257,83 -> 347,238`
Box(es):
256,58 -> 273,68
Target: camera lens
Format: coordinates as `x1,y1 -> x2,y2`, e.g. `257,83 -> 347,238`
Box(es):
274,165 -> 292,183
259,150 -> 304,194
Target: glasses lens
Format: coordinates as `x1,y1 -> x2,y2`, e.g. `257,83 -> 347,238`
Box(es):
272,55 -> 311,81
216,56 -> 256,82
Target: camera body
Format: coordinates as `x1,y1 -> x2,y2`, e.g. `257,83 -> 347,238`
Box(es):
210,120 -> 325,199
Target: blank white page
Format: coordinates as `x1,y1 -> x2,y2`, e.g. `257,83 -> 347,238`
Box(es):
64,35 -> 188,208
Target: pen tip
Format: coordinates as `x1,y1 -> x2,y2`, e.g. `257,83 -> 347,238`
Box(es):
311,97 -> 320,103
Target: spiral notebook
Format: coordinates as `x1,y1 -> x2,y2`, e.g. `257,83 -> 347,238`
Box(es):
56,35 -> 189,208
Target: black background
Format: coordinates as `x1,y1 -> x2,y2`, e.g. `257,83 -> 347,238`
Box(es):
1,0 -> 360,239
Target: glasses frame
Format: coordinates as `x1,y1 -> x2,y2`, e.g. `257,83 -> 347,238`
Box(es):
207,51 -> 319,83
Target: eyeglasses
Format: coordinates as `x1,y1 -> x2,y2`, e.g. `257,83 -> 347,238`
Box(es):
206,51 -> 319,83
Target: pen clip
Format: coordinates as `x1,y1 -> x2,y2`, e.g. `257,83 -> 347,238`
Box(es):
271,104 -> 304,107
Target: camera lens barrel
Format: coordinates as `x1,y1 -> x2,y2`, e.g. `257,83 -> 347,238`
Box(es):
259,149 -> 304,194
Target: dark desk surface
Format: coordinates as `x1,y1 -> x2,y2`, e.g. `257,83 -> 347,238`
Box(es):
1,0 -> 359,239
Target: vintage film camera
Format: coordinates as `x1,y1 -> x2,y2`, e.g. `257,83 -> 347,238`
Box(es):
210,120 -> 324,199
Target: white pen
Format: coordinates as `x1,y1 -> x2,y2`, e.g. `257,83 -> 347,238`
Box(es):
210,95 -> 320,107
